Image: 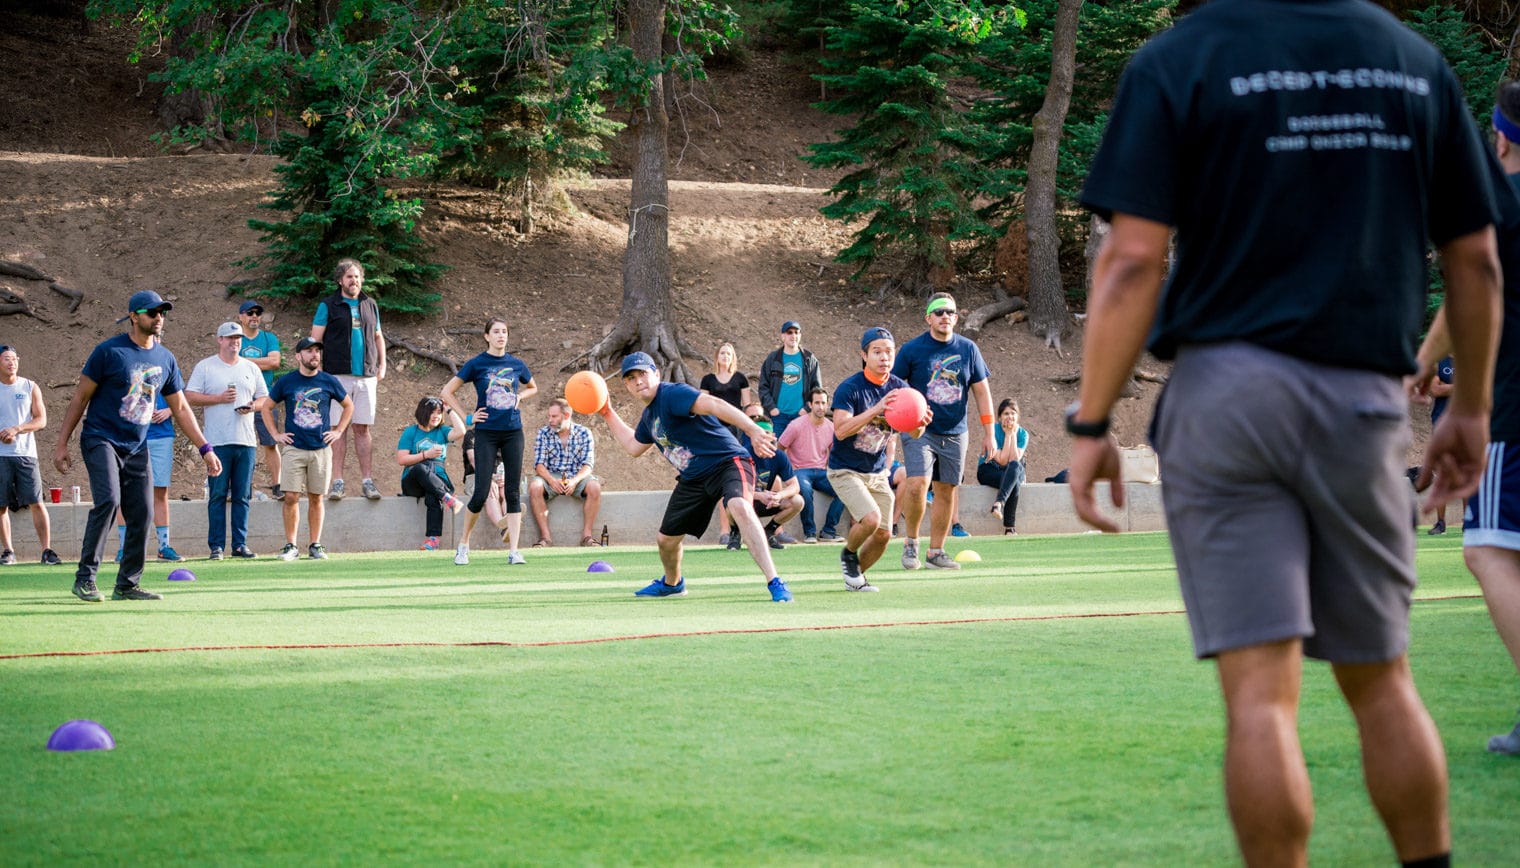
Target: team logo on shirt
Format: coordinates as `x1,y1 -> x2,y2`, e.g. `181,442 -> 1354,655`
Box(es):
119,364 -> 164,425
782,360 -> 801,387
485,367 -> 519,411
291,387 -> 327,430
925,354 -> 964,406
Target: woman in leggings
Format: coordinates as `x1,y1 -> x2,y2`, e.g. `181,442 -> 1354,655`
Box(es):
441,317 -> 537,565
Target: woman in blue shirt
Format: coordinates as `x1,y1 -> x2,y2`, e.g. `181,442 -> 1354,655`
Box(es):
396,396 -> 466,551
976,398 -> 1027,534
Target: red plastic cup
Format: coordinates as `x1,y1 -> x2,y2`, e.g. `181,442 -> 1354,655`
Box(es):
49,487 -> 61,503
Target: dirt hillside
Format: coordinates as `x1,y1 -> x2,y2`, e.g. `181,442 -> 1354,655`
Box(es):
4,11 -> 1435,512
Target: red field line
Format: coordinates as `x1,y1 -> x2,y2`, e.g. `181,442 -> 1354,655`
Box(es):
0,594 -> 1483,661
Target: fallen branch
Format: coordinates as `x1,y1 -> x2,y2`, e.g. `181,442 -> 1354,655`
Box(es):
387,337 -> 459,374
0,261 -> 50,282
48,282 -> 84,314
961,296 -> 1027,337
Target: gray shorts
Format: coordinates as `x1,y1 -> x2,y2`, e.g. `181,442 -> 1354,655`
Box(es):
899,430 -> 967,484
0,456 -> 44,510
1153,342 -> 1417,663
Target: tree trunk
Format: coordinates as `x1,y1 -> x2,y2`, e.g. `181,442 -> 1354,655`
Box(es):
1023,0 -> 1084,352
580,0 -> 701,382
158,14 -> 226,146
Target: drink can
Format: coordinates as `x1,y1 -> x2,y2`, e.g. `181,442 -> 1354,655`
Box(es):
70,486 -> 81,503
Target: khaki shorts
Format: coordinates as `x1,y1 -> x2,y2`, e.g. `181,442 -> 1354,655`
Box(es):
280,445 -> 333,496
538,475 -> 597,502
827,467 -> 893,523
334,374 -> 378,426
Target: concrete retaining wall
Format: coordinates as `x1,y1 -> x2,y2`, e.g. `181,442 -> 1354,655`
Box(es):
3,485 -> 1461,559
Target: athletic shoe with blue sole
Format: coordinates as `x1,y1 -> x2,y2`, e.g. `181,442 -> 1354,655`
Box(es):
635,577 -> 686,597
768,577 -> 793,603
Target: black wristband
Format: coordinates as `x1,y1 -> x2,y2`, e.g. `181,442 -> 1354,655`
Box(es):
1064,402 -> 1110,438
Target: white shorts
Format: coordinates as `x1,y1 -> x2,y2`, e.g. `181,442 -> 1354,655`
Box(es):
333,375 -> 378,426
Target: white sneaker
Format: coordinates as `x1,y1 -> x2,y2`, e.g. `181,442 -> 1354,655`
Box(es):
508,550 -> 526,565
901,541 -> 922,570
454,546 -> 470,566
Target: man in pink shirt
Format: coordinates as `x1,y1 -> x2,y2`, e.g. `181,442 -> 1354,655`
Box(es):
778,387 -> 846,543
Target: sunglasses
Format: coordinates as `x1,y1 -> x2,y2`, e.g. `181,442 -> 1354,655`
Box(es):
930,309 -> 958,317
135,309 -> 168,318
242,309 -> 263,316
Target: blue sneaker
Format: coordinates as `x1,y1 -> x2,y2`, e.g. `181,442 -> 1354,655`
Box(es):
950,523 -> 970,537
157,545 -> 185,562
768,577 -> 793,603
635,577 -> 686,598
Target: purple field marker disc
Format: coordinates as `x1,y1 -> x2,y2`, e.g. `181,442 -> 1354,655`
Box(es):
47,720 -> 116,752
587,560 -> 615,573
166,568 -> 196,582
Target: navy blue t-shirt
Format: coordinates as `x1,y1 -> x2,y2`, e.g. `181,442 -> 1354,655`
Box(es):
268,370 -> 348,452
1491,172 -> 1520,443
456,351 -> 532,431
634,382 -> 746,481
80,334 -> 185,450
751,449 -> 795,491
891,331 -> 989,435
1079,0 -> 1499,375
829,371 -> 909,474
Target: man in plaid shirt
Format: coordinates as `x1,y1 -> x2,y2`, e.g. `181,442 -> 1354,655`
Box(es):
527,398 -> 603,547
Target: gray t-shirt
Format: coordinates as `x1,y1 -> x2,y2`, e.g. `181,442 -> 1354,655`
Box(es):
0,377 -> 37,458
187,356 -> 268,447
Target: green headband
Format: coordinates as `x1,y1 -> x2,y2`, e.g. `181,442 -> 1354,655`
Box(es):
926,297 -> 955,315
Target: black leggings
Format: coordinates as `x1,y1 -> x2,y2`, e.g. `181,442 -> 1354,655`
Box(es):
401,463 -> 454,537
470,427 -> 523,515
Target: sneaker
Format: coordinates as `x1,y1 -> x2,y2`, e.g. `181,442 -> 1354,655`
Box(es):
901,541 -> 922,571
1487,713 -> 1520,755
307,543 -> 328,560
767,534 -> 785,550
1428,520 -> 1447,535
818,531 -> 843,543
362,479 -> 381,500
773,530 -> 799,545
1004,527 -> 1018,536
112,585 -> 162,601
727,534 -> 742,551
0,549 -> 14,565
420,536 -> 440,551
508,550 -> 526,565
443,494 -> 465,515
72,578 -> 104,602
271,484 -> 284,499
635,576 -> 686,597
841,547 -> 863,582
208,547 -> 224,561
804,535 -> 819,544
329,479 -> 345,501
232,546 -> 256,560
925,550 -> 962,570
454,546 -> 470,566
718,532 -> 732,546
279,543 -> 299,561
157,545 -> 184,563
40,549 -> 61,566
950,523 -> 970,538
768,577 -> 793,603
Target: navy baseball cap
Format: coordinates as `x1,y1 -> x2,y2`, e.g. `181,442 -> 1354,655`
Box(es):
620,352 -> 659,377
118,290 -> 172,323
294,337 -> 323,352
238,300 -> 264,314
861,327 -> 893,350
780,320 -> 801,333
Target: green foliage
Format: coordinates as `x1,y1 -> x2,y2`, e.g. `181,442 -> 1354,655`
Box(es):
1404,4 -> 1507,129
803,0 -> 1020,283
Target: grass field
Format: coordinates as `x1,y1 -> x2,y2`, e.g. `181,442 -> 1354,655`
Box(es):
1,532 -> 1515,864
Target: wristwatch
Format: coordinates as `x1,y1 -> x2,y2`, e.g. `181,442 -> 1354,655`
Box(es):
1064,402 -> 1110,438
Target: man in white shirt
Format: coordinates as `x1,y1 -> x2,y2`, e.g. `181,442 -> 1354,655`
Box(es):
0,345 -> 60,565
185,323 -> 269,559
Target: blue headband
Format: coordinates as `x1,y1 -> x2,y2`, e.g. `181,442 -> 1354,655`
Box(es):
1493,106 -> 1520,143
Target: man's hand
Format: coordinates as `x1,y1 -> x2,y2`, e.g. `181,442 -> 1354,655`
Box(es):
750,428 -> 778,458
1418,409 -> 1489,509
276,432 -> 294,445
52,444 -> 70,474
1069,435 -> 1125,533
322,430 -> 342,445
151,407 -> 173,424
0,426 -> 16,444
202,448 -> 224,478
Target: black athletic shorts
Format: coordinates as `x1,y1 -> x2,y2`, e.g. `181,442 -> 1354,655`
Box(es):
660,456 -> 755,539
